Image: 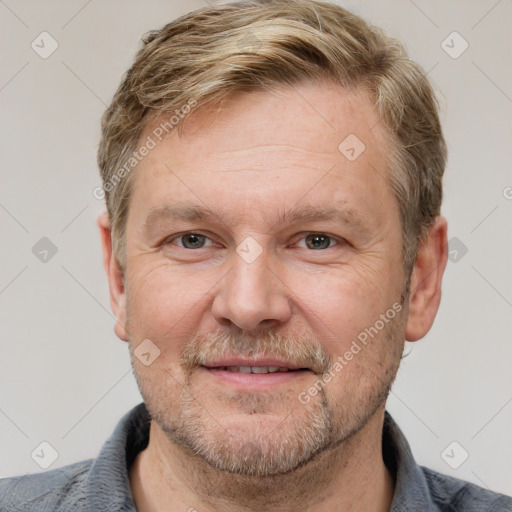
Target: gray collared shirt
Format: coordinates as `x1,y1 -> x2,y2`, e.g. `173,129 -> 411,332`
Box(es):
1,403 -> 511,511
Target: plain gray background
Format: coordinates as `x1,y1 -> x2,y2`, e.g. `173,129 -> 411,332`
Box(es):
1,0 -> 511,496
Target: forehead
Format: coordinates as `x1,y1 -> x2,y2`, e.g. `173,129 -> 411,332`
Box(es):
149,81 -> 387,159
128,80 -> 397,231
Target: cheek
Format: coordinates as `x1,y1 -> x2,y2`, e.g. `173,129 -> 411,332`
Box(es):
318,314 -> 404,411
289,267 -> 393,351
126,262 -> 213,349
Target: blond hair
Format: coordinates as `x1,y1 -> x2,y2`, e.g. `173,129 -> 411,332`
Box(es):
97,0 -> 446,275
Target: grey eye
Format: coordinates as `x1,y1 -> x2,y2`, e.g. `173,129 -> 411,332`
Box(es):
304,234 -> 334,250
179,233 -> 208,249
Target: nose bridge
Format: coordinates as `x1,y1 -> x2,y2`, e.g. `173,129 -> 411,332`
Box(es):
212,241 -> 291,331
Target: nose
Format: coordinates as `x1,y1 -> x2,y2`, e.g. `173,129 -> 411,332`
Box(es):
211,246 -> 292,332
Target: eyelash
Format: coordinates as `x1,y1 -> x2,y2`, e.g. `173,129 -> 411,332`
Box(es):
165,232 -> 344,250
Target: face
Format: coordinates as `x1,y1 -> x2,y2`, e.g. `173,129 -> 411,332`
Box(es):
119,80 -> 408,476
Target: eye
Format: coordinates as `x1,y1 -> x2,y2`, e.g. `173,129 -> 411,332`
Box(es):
297,233 -> 340,250
169,233 -> 214,249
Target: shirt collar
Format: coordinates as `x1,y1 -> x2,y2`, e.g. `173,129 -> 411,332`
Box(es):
86,402 -> 150,512
383,412 -> 436,511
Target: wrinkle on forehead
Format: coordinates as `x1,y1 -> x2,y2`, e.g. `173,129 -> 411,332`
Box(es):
212,143 -> 339,174
217,144 -> 335,158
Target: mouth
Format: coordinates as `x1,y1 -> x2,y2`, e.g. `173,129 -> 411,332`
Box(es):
199,358 -> 313,390
206,365 -> 304,374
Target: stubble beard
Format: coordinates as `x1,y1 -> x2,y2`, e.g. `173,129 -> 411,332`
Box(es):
130,317 -> 405,478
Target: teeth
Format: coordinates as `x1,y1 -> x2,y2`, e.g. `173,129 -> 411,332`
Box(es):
251,366 -> 269,374
221,366 -> 290,374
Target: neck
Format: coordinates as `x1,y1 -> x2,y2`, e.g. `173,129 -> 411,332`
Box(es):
129,406 -> 394,512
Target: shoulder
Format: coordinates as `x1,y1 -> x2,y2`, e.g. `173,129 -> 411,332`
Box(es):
421,466 -> 512,511
0,459 -> 93,512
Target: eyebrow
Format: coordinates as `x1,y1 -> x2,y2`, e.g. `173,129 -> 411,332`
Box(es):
141,201 -> 372,237
271,203 -> 370,232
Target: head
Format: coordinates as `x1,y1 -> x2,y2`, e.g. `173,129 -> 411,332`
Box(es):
98,0 -> 448,477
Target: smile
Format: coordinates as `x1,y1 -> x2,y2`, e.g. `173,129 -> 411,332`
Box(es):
209,366 -> 299,374
199,358 -> 312,390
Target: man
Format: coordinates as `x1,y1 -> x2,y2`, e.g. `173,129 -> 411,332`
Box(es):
1,0 -> 511,510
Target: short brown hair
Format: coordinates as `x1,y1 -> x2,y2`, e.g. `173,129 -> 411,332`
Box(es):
97,0 -> 446,274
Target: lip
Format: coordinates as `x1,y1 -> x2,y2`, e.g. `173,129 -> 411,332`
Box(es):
203,357 -> 306,371
199,359 -> 312,391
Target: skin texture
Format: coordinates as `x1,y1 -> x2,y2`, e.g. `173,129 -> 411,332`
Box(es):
98,80 -> 448,511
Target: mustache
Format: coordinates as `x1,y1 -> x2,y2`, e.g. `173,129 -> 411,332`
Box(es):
180,329 -> 332,375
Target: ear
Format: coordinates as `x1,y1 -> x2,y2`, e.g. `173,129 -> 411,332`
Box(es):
405,216 -> 448,342
97,211 -> 129,342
